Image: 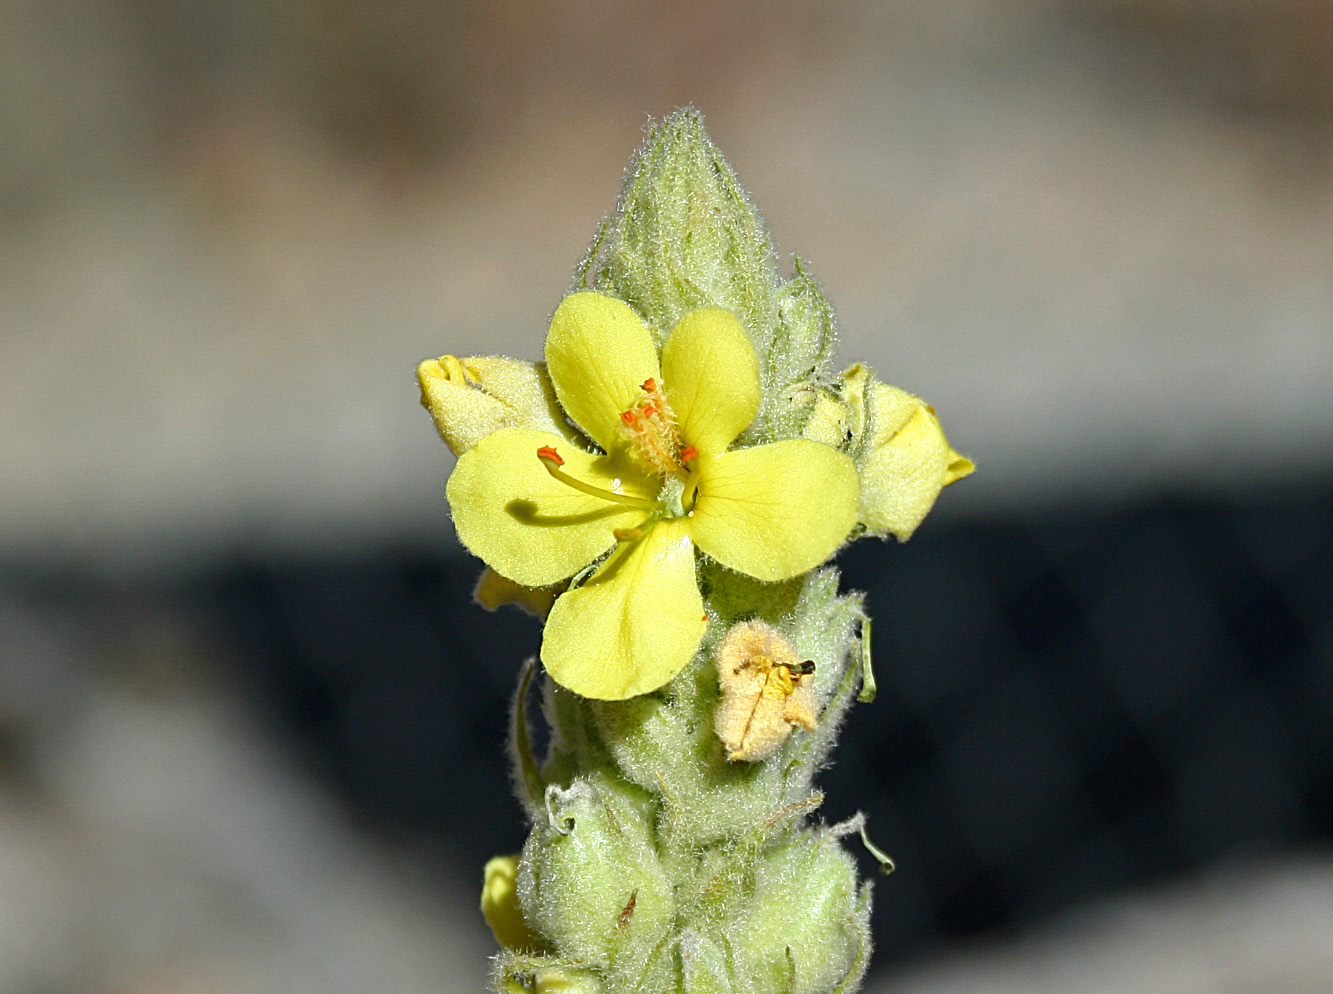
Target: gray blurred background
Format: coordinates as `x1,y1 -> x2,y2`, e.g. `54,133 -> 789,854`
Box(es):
2,2 -> 1332,992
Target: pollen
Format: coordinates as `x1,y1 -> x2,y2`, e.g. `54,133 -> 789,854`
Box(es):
714,619 -> 819,762
536,445 -> 565,466
619,377 -> 689,478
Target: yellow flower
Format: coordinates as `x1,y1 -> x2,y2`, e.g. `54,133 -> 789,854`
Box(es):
446,292 -> 859,700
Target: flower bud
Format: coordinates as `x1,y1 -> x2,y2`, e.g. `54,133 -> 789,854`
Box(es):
729,834 -> 869,994
579,108 -> 781,357
417,354 -> 568,455
519,777 -> 674,975
533,968 -> 603,994
841,364 -> 973,540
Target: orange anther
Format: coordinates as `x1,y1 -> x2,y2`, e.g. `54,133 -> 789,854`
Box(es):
680,445 -> 698,464
641,378 -> 657,392
536,446 -> 564,466
620,410 -> 636,426
641,402 -> 656,417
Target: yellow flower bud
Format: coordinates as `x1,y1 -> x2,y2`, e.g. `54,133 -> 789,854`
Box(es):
841,364 -> 973,541
730,834 -> 868,994
417,355 -> 568,455
533,968 -> 603,994
519,777 -> 674,972
481,854 -> 546,952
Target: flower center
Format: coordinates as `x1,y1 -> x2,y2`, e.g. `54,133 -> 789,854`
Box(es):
533,379 -> 704,538
618,378 -> 698,481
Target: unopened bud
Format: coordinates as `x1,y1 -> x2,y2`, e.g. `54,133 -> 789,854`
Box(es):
481,854 -> 547,952
519,777 -> 674,973
417,355 -> 568,455
731,834 -> 869,994
578,108 -> 780,356
840,364 -> 973,540
533,968 -> 603,994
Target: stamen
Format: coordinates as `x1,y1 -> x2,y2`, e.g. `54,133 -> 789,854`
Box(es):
681,462 -> 701,513
619,378 -> 690,480
612,514 -> 661,543
680,446 -> 698,465
536,447 -> 654,509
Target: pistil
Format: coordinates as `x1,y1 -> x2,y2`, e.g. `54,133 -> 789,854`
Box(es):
536,447 -> 655,509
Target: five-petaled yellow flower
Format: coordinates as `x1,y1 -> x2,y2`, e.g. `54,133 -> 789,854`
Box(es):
447,291 -> 859,700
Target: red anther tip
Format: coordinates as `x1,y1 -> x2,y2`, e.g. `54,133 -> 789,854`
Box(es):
680,445 -> 698,464
536,446 -> 564,466
641,402 -> 655,416
619,410 -> 636,426
641,378 -> 657,392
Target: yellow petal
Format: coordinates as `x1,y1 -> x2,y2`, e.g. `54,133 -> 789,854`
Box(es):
858,382 -> 969,540
473,567 -> 559,619
447,428 -> 651,587
545,292 -> 661,454
660,306 -> 760,454
689,440 -> 859,581
944,447 -> 976,486
541,520 -> 706,700
481,854 -> 546,952
417,356 -> 572,455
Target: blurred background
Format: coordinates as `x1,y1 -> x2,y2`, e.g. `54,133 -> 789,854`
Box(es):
2,1 -> 1332,991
